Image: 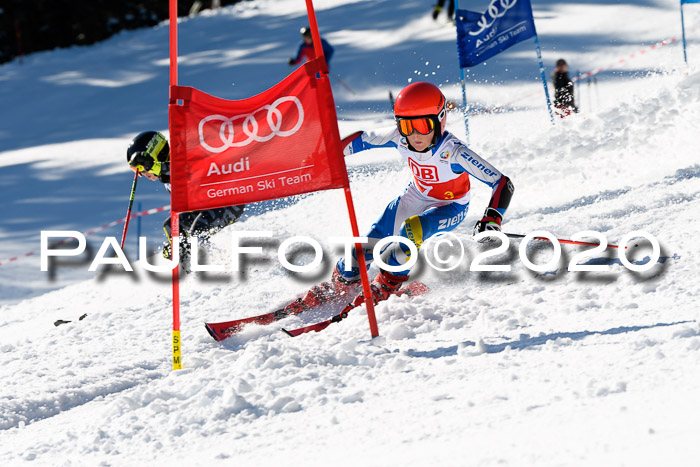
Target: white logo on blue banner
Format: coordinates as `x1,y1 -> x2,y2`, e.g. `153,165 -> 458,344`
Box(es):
456,0 -> 536,68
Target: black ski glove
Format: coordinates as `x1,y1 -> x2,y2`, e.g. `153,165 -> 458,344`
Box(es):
473,208 -> 502,243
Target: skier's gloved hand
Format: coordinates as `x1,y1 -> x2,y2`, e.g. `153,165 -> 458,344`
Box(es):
129,151 -> 162,177
473,208 -> 502,243
287,58 -> 295,65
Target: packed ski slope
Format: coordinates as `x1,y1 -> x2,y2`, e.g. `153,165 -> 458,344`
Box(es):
1,0 -> 700,465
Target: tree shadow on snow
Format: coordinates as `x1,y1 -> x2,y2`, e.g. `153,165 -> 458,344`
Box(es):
0,0 -> 679,152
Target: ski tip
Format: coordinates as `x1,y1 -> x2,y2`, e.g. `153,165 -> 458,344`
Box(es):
398,281 -> 430,297
204,323 -> 222,342
281,328 -> 295,337
408,281 -> 430,295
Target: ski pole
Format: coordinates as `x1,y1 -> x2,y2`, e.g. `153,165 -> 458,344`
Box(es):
120,170 -> 139,250
587,77 -> 592,111
504,232 -> 621,249
575,70 -> 580,110
136,201 -> 142,252
330,72 -> 356,95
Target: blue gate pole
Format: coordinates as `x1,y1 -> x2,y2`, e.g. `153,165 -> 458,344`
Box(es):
681,1 -> 688,64
533,33 -> 555,125
459,67 -> 470,145
456,0 -> 471,144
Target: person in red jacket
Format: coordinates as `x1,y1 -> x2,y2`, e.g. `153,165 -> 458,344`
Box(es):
288,27 -> 334,69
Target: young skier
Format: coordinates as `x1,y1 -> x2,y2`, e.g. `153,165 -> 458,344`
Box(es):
283,81 -> 514,314
126,131 -> 245,260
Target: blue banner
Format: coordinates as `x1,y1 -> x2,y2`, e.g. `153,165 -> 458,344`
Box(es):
456,0 -> 536,68
681,0 -> 700,4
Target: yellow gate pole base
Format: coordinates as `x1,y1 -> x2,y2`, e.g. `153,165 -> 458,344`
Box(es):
172,330 -> 182,370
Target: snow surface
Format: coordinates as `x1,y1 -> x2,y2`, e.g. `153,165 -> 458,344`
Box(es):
1,0 -> 700,465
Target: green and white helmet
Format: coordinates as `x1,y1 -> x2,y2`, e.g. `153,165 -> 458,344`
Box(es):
126,131 -> 169,164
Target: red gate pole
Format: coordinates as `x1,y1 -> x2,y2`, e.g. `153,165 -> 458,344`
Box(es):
305,0 -> 328,73
169,0 -> 182,369
305,0 -> 379,337
342,187 -> 380,337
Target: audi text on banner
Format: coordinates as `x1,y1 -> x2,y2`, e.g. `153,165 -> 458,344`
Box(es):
168,58 -> 347,212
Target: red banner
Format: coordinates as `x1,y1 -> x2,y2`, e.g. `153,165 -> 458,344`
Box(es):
168,59 -> 347,212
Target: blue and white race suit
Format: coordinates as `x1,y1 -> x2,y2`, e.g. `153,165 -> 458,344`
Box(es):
336,127 -> 513,278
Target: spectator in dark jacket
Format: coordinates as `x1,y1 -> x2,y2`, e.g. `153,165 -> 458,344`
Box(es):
432,0 -> 455,21
288,27 -> 334,69
552,58 -> 578,117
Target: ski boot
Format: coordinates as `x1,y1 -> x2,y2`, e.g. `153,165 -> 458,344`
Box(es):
162,237 -> 192,272
283,268 -> 361,315
351,269 -> 409,307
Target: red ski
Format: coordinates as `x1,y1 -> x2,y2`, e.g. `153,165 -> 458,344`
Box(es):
205,309 -> 288,342
282,281 -> 429,337
205,280 -> 361,341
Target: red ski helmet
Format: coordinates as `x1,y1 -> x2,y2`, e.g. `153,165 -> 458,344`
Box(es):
394,82 -> 447,136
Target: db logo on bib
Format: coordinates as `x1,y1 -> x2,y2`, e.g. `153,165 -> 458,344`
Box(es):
408,158 -> 439,182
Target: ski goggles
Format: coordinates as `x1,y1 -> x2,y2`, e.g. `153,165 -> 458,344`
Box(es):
396,116 -> 435,137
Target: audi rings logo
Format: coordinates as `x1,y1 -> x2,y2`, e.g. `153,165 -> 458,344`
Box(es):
198,96 -> 304,153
